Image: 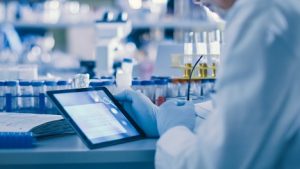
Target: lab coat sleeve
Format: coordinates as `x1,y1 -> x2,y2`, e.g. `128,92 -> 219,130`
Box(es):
155,126 -> 197,169
155,2 -> 293,169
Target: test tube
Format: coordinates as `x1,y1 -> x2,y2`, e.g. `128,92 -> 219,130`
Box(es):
0,81 -> 5,112
184,32 -> 194,78
5,81 -> 19,112
167,79 -> 180,98
154,79 -> 168,106
18,81 -> 34,113
178,80 -> 188,97
140,80 -> 155,103
32,81 -> 45,114
195,32 -> 208,78
45,80 -> 57,114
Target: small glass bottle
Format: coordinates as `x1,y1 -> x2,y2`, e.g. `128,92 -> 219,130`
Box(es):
32,81 -> 45,114
179,80 -> 188,97
167,79 -> 180,98
140,80 -> 155,103
18,81 -> 34,113
45,80 -> 57,114
201,79 -> 216,97
154,79 -> 168,106
0,81 -> 5,112
5,81 -> 19,112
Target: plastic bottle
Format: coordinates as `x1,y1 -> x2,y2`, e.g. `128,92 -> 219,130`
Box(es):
5,81 -> 19,112
32,81 -> 45,114
18,81 -> 33,113
116,58 -> 133,91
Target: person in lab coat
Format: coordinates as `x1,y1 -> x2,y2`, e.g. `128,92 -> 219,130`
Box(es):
116,0 -> 300,168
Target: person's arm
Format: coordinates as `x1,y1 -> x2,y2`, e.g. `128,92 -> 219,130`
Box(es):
155,2 -> 292,168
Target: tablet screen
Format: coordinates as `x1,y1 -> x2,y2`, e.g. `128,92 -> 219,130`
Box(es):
52,89 -> 140,145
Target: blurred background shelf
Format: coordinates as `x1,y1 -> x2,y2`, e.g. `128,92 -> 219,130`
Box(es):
0,19 -> 220,30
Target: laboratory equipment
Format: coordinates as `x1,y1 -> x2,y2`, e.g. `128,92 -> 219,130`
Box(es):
202,79 -> 216,97
0,81 -> 5,111
178,80 -> 188,97
57,80 -> 71,90
131,80 -> 142,92
101,76 -> 115,80
89,80 -> 103,88
73,74 -> 90,88
18,81 -> 33,113
183,32 -> 194,78
140,80 -> 155,103
95,12 -> 132,76
5,80 -> 18,112
44,80 -> 57,114
0,132 -> 35,148
167,79 -> 180,98
116,58 -> 134,90
0,65 -> 38,80
154,79 -> 168,106
32,81 -> 45,114
47,87 -> 144,149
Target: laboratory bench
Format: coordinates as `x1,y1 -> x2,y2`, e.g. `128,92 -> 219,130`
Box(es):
0,134 -> 157,169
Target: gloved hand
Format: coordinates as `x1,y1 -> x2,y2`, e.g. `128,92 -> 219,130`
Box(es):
156,100 -> 196,135
115,90 -> 159,137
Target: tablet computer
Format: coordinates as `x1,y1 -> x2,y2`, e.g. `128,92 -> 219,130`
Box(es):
47,87 -> 145,149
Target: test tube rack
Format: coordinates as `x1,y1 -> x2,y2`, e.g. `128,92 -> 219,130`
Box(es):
171,54 -> 218,80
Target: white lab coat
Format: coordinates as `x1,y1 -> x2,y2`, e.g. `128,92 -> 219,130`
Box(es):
155,0 -> 300,168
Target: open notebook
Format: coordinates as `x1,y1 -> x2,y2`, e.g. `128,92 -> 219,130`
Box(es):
0,113 -> 74,137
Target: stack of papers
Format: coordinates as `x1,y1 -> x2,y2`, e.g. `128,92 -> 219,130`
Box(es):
0,113 -> 74,137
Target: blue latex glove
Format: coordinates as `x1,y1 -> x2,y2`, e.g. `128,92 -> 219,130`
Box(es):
115,90 -> 159,137
156,100 -> 196,135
